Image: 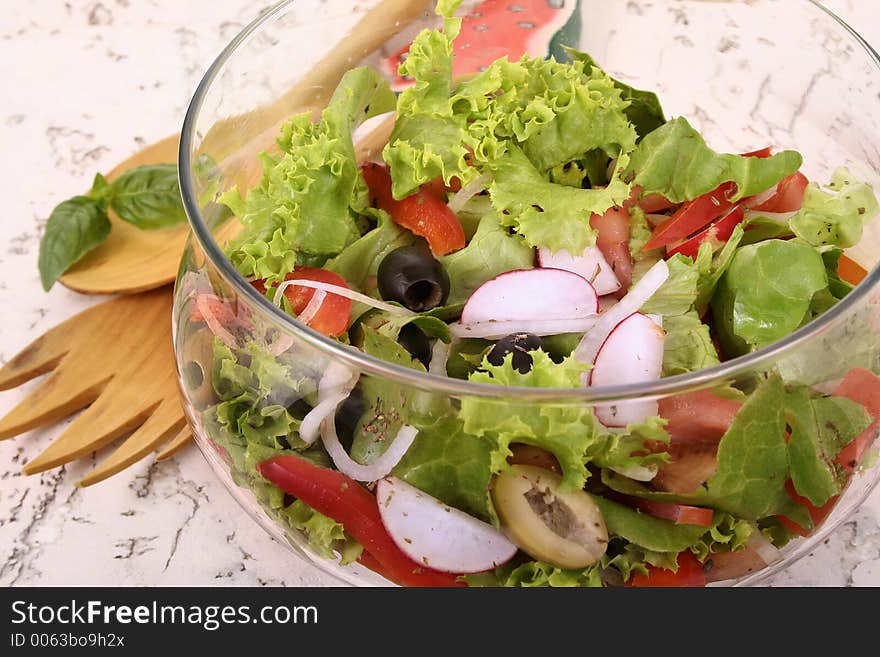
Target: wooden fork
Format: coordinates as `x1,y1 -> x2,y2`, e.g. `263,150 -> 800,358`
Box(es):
0,287 -> 190,486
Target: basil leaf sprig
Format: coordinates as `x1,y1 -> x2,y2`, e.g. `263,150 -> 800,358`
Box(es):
37,163 -> 185,290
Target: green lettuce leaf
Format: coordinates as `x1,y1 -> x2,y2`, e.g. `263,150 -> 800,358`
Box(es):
699,375 -> 791,519
489,146 -> 631,253
392,416 -> 495,522
789,168 -> 879,248
590,495 -> 709,553
564,48 -> 666,138
712,239 -> 828,356
461,351 -> 593,491
222,66 -> 395,282
439,210 -> 535,305
640,252 -> 704,316
462,559 -> 603,588
461,351 -> 667,491
278,499 -> 363,564
625,117 -> 802,203
785,388 -> 871,507
694,223 -> 745,311
325,210 -> 416,293
662,311 -> 720,375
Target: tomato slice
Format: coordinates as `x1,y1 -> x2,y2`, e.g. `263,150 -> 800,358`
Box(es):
627,551 -> 707,587
837,254 -> 868,286
833,368 -> 880,474
625,186 -> 676,214
666,206 -> 745,260
750,171 -> 809,213
253,266 -> 352,337
360,162 -> 466,256
643,181 -> 738,251
189,293 -> 253,330
591,206 -> 633,293
258,455 -> 465,587
507,444 -> 562,474
778,368 -> 880,536
741,146 -> 773,158
658,389 -> 743,446
626,498 -> 715,527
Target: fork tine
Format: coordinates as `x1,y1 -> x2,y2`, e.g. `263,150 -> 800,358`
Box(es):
0,368 -> 112,441
77,397 -> 186,487
0,334 -> 70,391
21,391 -> 158,475
155,425 -> 192,461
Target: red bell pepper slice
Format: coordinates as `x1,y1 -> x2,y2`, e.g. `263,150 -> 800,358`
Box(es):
258,455 -> 465,587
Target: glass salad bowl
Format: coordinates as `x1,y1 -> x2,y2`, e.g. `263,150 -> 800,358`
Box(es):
174,0 -> 880,587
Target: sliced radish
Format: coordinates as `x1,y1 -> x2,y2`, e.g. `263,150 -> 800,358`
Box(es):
537,245 -> 621,295
574,259 -> 669,368
375,476 -> 517,574
450,317 -> 598,340
460,268 -> 598,325
590,313 -> 666,427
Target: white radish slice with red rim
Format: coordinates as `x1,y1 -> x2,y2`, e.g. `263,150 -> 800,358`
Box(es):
590,312 -> 666,427
375,476 -> 518,574
574,259 -> 669,369
460,268 -> 598,325
450,317 -> 599,340
537,245 -> 621,295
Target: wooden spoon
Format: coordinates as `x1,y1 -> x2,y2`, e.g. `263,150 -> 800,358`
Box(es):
57,0 -> 428,296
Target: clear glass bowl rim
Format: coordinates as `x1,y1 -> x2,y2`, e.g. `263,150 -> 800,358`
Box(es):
178,0 -> 880,403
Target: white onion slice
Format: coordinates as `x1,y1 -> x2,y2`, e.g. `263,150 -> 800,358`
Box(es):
196,294 -> 237,349
266,333 -> 296,357
742,183 -> 779,209
573,259 -> 669,367
297,290 -> 326,326
609,464 -> 658,482
451,316 -> 599,340
746,528 -> 780,564
429,339 -> 451,376
447,172 -> 491,214
299,362 -> 359,445
645,213 -> 670,227
273,279 -> 414,317
322,419 -> 418,482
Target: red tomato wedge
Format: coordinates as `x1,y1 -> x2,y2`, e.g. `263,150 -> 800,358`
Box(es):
741,147 -> 773,158
643,181 -> 738,251
360,162 -> 465,257
591,206 -> 633,293
778,368 -> 880,536
625,497 -> 715,527
627,551 -> 707,587
749,171 -> 809,213
658,389 -> 743,446
833,368 -> 880,474
625,186 -> 676,214
666,206 -> 746,259
258,455 -> 465,587
253,267 -> 352,337
837,254 -> 868,286
507,444 -> 562,475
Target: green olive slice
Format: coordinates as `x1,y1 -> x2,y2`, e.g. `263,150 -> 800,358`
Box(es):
492,465 -> 609,569
180,328 -> 217,410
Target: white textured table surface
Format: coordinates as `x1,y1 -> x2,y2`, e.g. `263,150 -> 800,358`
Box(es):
2,0 -> 880,587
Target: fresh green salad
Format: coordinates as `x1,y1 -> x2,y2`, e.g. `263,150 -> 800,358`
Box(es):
184,0 -> 880,586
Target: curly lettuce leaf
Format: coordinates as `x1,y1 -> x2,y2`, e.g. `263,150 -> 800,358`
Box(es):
785,388 -> 871,507
625,117 -> 802,203
462,559 -> 603,588
222,67 -> 395,282
640,252 -> 704,316
790,168 -> 879,247
695,223 -> 745,311
711,239 -> 828,357
439,210 -> 535,305
278,499 -> 363,564
461,351 -> 667,491
489,146 -> 631,253
564,48 -> 666,138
